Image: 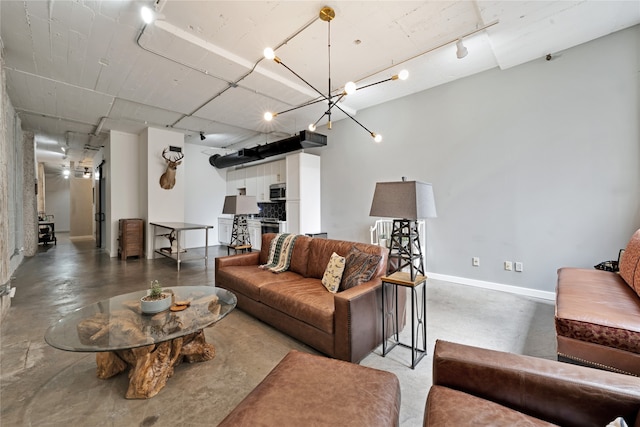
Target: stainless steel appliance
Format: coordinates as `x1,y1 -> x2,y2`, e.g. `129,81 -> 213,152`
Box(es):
269,183 -> 286,201
260,218 -> 286,234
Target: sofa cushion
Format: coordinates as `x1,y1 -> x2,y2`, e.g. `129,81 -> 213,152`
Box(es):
260,233 -> 312,277
216,265 -> 302,301
340,246 -> 382,291
555,268 -> 640,355
619,229 -> 640,295
261,279 -> 335,334
425,385 -> 558,426
322,252 -> 346,293
307,238 -> 386,280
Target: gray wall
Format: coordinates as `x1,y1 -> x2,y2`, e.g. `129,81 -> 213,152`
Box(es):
44,176 -> 71,232
319,25 -> 640,294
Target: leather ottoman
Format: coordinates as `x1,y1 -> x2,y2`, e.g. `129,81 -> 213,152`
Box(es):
218,350 -> 401,426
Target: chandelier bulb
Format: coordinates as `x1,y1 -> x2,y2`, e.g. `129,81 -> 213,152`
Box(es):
372,133 -> 382,143
141,6 -> 154,24
308,124 -> 316,132
344,81 -> 357,95
263,47 -> 276,61
264,112 -> 276,121
392,69 -> 410,81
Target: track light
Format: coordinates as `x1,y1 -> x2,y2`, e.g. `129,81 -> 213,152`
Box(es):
200,132 -> 206,141
456,39 -> 468,59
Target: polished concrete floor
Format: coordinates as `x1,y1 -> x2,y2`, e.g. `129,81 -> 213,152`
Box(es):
1,233 -> 556,426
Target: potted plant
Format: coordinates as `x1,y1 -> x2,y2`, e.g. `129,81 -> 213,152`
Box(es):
140,280 -> 172,314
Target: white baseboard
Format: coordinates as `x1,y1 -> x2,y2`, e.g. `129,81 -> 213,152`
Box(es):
426,272 -> 556,301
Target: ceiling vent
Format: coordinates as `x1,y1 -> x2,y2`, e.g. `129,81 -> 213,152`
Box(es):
209,130 -> 327,169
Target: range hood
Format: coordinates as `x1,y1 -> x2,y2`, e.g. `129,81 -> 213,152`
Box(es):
209,130 -> 327,169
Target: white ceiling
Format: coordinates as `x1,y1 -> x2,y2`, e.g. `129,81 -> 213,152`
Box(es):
2,1 -> 638,173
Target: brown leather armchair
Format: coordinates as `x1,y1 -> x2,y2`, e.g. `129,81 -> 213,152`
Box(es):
425,340 -> 640,427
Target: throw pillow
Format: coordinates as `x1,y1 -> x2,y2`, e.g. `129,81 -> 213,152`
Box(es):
340,247 -> 382,292
322,252 -> 346,293
606,417 -> 628,427
619,229 -> 640,295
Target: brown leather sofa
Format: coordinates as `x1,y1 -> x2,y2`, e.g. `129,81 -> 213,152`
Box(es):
425,340 -> 640,426
555,228 -> 640,376
215,233 -> 404,363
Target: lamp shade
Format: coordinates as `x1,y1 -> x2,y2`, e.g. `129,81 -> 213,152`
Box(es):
369,180 -> 437,220
222,195 -> 260,215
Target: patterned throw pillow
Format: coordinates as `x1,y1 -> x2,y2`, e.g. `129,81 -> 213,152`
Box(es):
619,229 -> 640,295
340,247 -> 382,292
321,252 -> 346,293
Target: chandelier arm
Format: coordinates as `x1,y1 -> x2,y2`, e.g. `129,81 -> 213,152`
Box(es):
332,103 -> 376,136
276,98 -> 327,116
277,61 -> 331,103
312,113 -> 325,128
355,77 -> 394,91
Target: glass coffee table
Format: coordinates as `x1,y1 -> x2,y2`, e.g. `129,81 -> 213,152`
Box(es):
45,286 -> 236,399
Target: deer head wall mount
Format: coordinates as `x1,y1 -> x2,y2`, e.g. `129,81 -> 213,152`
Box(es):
159,147 -> 184,190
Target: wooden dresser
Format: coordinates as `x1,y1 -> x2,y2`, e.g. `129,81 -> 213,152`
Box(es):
118,218 -> 144,260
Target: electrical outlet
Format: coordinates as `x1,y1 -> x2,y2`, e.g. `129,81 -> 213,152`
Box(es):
515,262 -> 523,272
472,257 -> 480,267
504,261 -> 513,271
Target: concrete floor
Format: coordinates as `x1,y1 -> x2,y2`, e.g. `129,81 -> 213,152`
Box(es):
0,233 -> 557,426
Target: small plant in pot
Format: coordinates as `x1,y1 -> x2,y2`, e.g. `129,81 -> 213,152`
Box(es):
140,280 -> 172,314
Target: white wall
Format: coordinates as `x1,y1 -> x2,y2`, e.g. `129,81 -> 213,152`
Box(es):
319,25 -> 640,294
108,130 -> 141,256
184,144 -> 227,248
143,127 -> 185,257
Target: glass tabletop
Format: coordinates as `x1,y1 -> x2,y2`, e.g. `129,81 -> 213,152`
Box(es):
45,286 -> 236,352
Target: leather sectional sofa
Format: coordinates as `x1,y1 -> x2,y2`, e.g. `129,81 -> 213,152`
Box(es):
215,233 -> 404,363
425,340 -> 640,426
555,228 -> 640,375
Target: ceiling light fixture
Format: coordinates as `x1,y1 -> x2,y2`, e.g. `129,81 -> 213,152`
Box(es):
200,132 -> 206,141
141,6 -> 155,24
262,6 -> 409,143
83,167 -> 92,179
455,38 -> 468,59
62,168 -> 70,179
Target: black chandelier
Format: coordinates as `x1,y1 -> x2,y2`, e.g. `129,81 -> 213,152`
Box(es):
262,6 -> 408,143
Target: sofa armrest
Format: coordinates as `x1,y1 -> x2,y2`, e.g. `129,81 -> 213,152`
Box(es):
431,340 -> 640,427
214,252 -> 261,272
334,278 -> 408,363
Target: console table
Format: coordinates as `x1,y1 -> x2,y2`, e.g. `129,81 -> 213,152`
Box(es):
150,222 -> 213,271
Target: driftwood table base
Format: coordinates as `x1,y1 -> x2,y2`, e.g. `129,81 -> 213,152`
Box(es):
95,330 -> 215,399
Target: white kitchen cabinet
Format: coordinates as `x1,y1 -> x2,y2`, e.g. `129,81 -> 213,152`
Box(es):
272,159 -> 286,184
226,168 -> 247,195
285,153 -> 320,235
255,164 -> 267,202
226,170 -> 235,195
218,217 -> 233,244
247,219 -> 262,250
245,166 -> 257,197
